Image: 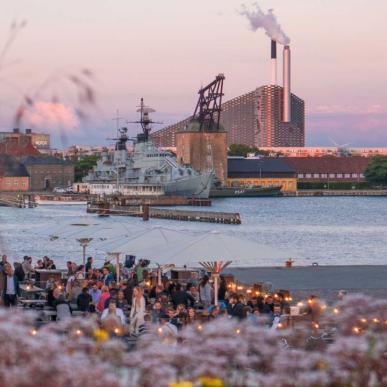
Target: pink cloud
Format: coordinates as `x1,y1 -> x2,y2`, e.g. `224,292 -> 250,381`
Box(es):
22,102 -> 79,132
310,104 -> 385,115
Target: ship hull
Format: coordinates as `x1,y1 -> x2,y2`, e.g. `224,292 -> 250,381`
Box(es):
164,171 -> 213,199
210,185 -> 282,198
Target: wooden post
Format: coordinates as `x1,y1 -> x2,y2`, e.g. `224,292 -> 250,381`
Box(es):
143,204 -> 149,221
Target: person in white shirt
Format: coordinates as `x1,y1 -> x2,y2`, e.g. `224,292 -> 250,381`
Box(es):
101,300 -> 126,325
130,286 -> 146,335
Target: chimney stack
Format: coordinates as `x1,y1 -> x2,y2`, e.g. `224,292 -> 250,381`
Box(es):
271,40 -> 277,85
283,45 -> 291,122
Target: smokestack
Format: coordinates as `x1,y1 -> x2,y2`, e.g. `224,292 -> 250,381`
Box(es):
283,45 -> 291,122
271,40 -> 277,85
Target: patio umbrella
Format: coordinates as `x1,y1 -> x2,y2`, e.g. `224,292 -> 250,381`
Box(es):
131,230 -> 291,267
96,226 -> 199,258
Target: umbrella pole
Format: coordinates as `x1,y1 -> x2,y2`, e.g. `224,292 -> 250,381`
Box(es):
116,254 -> 120,283
157,268 -> 162,286
213,273 -> 219,306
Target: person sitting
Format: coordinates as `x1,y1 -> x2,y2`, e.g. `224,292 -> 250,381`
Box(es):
171,282 -> 194,308
227,294 -> 245,320
77,287 -> 93,312
88,282 -> 102,306
151,300 -> 167,324
34,259 -> 44,270
102,267 -> 114,286
101,299 -> 126,325
56,294 -> 72,321
116,290 -> 129,311
97,286 -> 110,313
262,295 -> 274,314
270,303 -> 283,330
22,256 -> 34,279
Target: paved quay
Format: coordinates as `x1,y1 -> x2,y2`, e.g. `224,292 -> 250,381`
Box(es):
225,265 -> 387,303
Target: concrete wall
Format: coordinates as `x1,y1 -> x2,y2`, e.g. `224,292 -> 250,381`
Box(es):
176,131 -> 228,185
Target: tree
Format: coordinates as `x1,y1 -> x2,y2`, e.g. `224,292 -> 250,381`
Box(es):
74,155 -> 99,182
228,144 -> 270,157
364,156 -> 387,185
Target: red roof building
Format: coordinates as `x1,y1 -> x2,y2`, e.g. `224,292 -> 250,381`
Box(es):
284,157 -> 371,182
0,141 -> 41,158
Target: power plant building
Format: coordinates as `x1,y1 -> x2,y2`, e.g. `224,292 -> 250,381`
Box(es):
152,43 -> 305,148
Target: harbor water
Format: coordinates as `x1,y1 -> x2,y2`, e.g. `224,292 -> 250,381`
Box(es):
1,196 -> 387,268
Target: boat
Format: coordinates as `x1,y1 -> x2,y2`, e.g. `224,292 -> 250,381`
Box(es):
210,185 -> 282,198
83,99 -> 214,198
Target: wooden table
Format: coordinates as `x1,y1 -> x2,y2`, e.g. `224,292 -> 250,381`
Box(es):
19,299 -> 48,308
19,284 -> 45,300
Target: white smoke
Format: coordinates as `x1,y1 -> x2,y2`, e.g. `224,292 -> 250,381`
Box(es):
239,2 -> 290,45
22,101 -> 79,132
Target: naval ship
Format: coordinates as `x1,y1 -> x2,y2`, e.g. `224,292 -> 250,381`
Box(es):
83,100 -> 213,198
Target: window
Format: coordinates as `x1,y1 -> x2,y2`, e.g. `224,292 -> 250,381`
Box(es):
344,174 -> 350,178
337,174 -> 343,178
352,173 -> 358,178
329,174 -> 335,178
306,173 -> 312,178
298,173 -> 304,178
321,174 -> 327,178
313,173 -> 319,178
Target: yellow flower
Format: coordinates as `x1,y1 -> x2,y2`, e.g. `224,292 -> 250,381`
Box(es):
169,382 -> 194,387
94,328 -> 109,342
198,377 -> 224,387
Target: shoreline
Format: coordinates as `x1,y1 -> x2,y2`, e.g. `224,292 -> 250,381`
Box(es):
225,265 -> 387,303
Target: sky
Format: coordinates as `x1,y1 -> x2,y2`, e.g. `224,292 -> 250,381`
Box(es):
0,0 -> 387,148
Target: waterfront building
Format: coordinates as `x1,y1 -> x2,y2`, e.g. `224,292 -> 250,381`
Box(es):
176,128 -> 228,185
284,157 -> 370,184
21,155 -> 74,191
0,141 -> 41,159
151,85 -> 305,149
227,157 -> 297,193
0,155 -> 30,192
0,128 -> 50,150
254,147 -> 387,158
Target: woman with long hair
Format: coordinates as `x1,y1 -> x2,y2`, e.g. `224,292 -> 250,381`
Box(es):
130,286 -> 145,335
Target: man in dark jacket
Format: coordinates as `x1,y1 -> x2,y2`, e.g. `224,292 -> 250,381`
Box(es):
3,263 -> 20,307
171,283 -> 195,308
227,294 -> 245,320
77,287 -> 93,312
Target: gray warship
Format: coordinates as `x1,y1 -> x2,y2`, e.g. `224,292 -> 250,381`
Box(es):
83,99 -> 213,198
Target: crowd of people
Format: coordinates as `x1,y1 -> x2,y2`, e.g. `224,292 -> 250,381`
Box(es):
0,254 -> 321,337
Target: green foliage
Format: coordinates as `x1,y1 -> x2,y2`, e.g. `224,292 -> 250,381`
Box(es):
228,144 -> 270,157
297,181 -> 371,190
364,156 -> 387,185
74,155 -> 99,182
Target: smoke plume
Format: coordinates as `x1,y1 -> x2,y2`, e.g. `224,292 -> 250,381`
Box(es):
239,2 -> 290,45
22,101 -> 79,132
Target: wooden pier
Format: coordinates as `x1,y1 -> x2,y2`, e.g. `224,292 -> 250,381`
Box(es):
0,193 -> 36,208
285,189 -> 387,197
87,202 -> 241,224
149,208 -> 241,224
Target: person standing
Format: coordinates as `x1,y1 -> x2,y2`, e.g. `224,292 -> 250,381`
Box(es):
85,257 -> 93,273
3,263 -> 20,307
199,275 -> 213,307
130,286 -> 145,335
